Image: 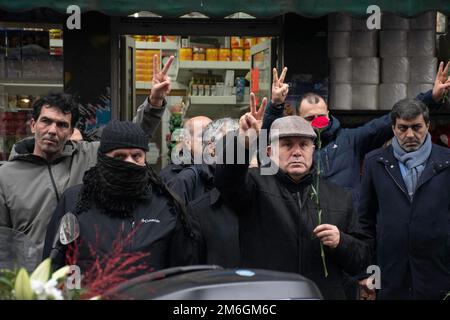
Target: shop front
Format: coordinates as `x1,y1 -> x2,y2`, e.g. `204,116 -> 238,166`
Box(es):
0,1 -> 448,169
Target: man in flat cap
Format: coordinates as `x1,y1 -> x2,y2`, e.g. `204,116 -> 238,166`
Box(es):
214,98 -> 370,299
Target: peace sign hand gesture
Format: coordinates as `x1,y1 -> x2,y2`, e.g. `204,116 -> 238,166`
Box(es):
432,61 -> 450,102
238,92 -> 268,148
271,67 -> 289,105
149,54 -> 175,108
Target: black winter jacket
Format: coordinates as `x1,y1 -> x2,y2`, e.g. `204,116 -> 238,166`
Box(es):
188,188 -> 240,268
167,164 -> 215,205
43,183 -> 195,276
215,135 -> 370,299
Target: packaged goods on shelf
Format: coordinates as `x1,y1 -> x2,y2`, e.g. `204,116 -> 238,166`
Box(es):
231,48 -> 243,61
179,47 -> 192,61
206,48 -> 218,61
219,48 -> 231,61
231,36 -> 243,49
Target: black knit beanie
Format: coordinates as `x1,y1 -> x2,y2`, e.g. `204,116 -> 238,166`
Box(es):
99,120 -> 149,153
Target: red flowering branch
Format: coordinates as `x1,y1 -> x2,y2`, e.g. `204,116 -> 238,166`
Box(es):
65,224 -> 153,299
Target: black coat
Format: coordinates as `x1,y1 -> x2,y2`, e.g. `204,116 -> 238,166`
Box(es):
159,163 -> 188,183
167,164 -> 215,205
43,183 -> 195,275
215,136 -> 370,299
188,188 -> 240,268
359,144 -> 450,299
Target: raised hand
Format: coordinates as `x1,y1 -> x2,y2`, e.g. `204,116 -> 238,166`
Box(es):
271,67 -> 289,105
239,92 -> 268,148
150,54 -> 174,107
432,61 -> 450,102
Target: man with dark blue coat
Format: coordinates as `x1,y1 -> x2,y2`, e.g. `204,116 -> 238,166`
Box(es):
358,99 -> 450,299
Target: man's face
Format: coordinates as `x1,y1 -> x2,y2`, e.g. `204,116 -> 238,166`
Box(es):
268,136 -> 315,181
298,97 -> 329,123
105,148 -> 146,166
30,106 -> 73,161
184,117 -> 212,160
190,126 -> 205,160
393,115 -> 429,152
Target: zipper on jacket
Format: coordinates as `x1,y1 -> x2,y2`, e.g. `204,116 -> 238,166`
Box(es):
47,164 -> 60,202
384,166 -> 411,202
324,148 -> 330,173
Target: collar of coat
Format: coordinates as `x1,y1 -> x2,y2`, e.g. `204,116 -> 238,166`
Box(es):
375,144 -> 450,195
10,137 -> 78,165
320,115 -> 341,146
275,167 -> 315,193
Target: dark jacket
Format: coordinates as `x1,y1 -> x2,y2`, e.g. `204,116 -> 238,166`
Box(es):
159,163 -> 188,183
167,164 -> 215,205
359,144 -> 450,299
43,183 -> 195,275
188,188 -> 240,268
215,135 -> 370,299
261,90 -> 440,206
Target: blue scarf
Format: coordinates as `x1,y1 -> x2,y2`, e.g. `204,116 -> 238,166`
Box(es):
392,133 -> 432,199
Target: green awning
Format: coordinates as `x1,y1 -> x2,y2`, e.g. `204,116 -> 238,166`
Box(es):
0,0 -> 448,18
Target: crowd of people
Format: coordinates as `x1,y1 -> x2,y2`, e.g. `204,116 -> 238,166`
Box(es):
0,56 -> 449,300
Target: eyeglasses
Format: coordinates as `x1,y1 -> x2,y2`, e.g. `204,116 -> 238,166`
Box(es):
303,114 -> 328,122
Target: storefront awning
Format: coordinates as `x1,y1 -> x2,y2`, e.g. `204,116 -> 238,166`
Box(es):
0,0 -> 448,18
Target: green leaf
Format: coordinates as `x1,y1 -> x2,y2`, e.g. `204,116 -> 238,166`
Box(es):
30,258 -> 51,283
51,266 -> 70,281
0,277 -> 13,289
14,268 -> 34,300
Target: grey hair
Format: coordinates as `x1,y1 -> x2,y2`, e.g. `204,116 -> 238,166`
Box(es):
202,117 -> 239,149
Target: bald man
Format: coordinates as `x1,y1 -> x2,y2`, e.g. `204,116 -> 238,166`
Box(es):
160,116 -> 212,182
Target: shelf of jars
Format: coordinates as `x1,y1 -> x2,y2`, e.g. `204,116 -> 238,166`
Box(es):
176,61 -> 250,83
135,41 -> 178,50
135,81 -> 186,90
189,95 -> 249,106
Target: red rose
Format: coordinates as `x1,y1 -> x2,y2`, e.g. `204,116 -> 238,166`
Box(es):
311,116 -> 329,130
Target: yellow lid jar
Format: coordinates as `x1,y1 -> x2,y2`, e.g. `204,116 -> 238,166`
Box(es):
231,48 -> 243,61
179,47 -> 192,61
244,49 -> 251,61
206,48 -> 219,61
219,48 -> 231,61
193,47 -> 206,61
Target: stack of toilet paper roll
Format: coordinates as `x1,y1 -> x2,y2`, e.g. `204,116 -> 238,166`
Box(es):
328,12 -> 437,111
328,14 -> 379,110
379,11 -> 437,109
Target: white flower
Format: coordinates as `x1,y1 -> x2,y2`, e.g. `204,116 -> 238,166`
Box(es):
31,278 -> 64,300
31,279 -> 45,296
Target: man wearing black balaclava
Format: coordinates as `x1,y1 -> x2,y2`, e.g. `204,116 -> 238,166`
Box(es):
43,120 -> 196,277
